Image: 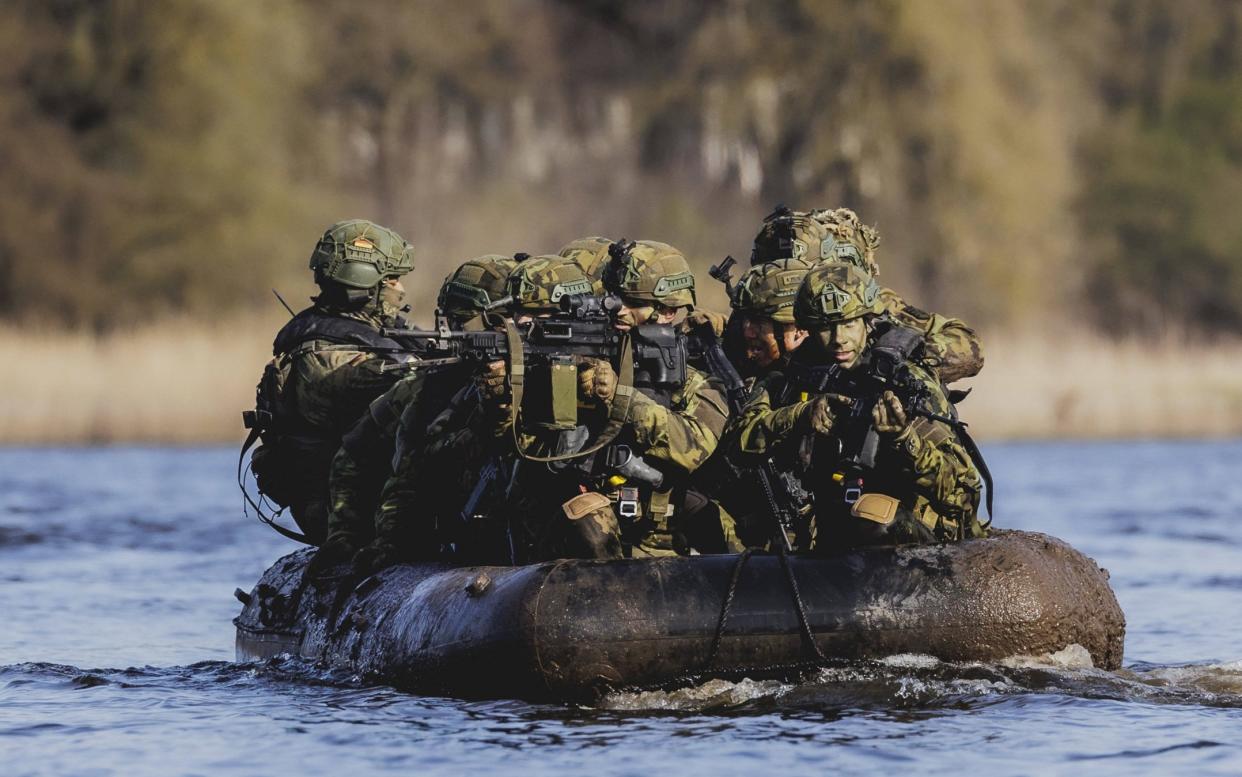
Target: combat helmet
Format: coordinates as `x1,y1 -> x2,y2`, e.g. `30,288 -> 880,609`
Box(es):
751,205 -> 881,275
557,236 -> 614,282
793,262 -> 883,330
309,219 -> 414,289
809,207 -> 881,276
602,239 -> 697,309
437,254 -> 521,323
505,255 -> 596,314
730,257 -> 816,324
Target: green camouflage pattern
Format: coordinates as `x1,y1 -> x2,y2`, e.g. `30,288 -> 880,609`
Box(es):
309,219 -> 414,289
730,257 -> 816,324
505,254 -> 597,313
726,361 -> 982,544
876,287 -> 985,384
792,262 -> 884,329
750,206 -> 879,274
557,236 -> 614,281
604,240 -> 697,308
437,254 -> 519,326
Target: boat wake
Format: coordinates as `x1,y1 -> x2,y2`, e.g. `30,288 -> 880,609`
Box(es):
597,648 -> 1242,713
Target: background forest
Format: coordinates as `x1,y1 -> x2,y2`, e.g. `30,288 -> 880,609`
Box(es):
2,0 -> 1241,442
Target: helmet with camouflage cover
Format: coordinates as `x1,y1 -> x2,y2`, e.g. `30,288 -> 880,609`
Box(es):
751,205 -> 881,275
437,254 -> 520,321
601,239 -> 697,309
810,207 -> 881,275
557,236 -> 614,281
505,255 -> 596,314
793,262 -> 883,330
730,257 -> 816,324
309,219 -> 414,289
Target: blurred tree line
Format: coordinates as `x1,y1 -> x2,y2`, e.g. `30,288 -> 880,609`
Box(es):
2,0 -> 1241,335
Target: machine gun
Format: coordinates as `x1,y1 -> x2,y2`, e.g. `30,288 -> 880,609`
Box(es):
382,293 -> 688,429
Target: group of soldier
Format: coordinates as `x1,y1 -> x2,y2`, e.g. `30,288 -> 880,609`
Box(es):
241,205 -> 987,577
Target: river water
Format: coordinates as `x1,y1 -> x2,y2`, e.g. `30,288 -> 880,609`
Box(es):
1,442 -> 1240,776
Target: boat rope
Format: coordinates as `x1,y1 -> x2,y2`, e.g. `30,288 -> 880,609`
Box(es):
700,546 -> 826,676
703,548 -> 753,670
777,546 -> 828,664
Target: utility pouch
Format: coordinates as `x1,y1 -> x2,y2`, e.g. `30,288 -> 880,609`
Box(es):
562,491 -> 612,521
526,357 -> 579,431
850,492 -> 899,526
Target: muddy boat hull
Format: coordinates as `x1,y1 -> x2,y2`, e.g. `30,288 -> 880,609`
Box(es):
234,530 -> 1125,701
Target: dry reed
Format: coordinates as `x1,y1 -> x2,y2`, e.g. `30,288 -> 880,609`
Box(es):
1,321 -> 1240,444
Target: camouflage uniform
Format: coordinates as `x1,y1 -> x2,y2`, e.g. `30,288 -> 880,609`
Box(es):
405,250 -> 732,563
725,263 -> 983,550
750,205 -> 984,384
245,220 -> 416,546
318,254 -> 518,565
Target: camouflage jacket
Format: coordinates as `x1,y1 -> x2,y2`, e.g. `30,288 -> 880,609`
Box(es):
724,355 -> 981,539
277,304 -> 415,439
324,361 -> 471,551
379,362 -> 729,561
877,287 -> 983,384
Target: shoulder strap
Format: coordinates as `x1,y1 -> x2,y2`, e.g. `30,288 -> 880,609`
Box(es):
273,308 -> 403,356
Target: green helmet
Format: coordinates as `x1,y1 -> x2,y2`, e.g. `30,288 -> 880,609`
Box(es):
309,219 -> 414,289
731,257 -> 816,324
793,262 -> 883,329
505,255 -> 596,313
557,236 -> 614,281
751,205 -> 880,275
602,239 -> 696,308
437,254 -> 520,320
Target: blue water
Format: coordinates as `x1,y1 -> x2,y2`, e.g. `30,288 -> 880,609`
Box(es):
1,442 -> 1240,776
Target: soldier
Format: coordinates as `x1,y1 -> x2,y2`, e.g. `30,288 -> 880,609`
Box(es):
727,257 -> 817,377
242,219 -> 416,545
749,205 -> 984,384
310,254 -> 520,572
726,263 -> 984,550
394,247 -> 733,565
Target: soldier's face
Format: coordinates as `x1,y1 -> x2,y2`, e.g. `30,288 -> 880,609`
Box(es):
740,317 -> 780,369
614,302 -> 675,331
816,317 -> 868,369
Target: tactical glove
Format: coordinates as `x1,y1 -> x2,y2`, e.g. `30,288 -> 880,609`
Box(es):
872,390 -> 912,438
804,393 -> 854,436
475,359 -> 507,400
577,358 -> 618,406
684,308 -> 728,338
305,541 -> 355,580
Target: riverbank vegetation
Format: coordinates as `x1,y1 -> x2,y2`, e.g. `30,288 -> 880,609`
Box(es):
3,1 -> 1242,442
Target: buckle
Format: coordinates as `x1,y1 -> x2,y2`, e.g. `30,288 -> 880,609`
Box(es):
618,487 -> 640,519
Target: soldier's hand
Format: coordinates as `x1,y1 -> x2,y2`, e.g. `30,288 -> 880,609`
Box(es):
351,541 -> 403,576
578,358 -> 618,406
684,309 -> 727,338
873,391 -> 911,437
805,393 -> 853,436
475,359 -> 508,402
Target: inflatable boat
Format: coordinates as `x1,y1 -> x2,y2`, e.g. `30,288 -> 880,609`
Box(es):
234,530 -> 1125,702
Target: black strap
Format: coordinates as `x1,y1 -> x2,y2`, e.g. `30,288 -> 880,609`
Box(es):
954,420 -> 994,528
236,428 -> 311,545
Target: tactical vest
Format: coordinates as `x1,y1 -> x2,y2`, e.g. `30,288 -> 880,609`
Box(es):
239,307 -> 411,539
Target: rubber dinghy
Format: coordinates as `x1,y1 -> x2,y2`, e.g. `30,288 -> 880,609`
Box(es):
235,530 -> 1124,702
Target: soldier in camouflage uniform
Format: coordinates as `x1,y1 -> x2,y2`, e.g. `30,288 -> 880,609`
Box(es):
310,254 -> 520,572
725,263 -> 983,549
395,248 -> 732,563
244,219 -> 416,545
748,205 -> 984,384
